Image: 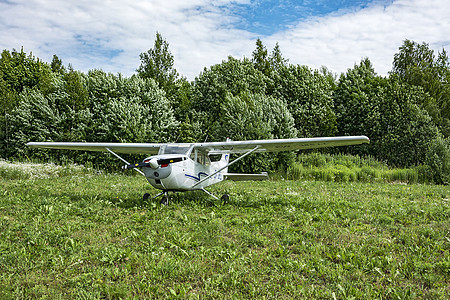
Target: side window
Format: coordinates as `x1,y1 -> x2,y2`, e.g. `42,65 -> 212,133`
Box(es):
190,150 -> 210,165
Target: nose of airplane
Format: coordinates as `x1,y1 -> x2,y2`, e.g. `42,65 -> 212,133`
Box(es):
148,158 -> 159,169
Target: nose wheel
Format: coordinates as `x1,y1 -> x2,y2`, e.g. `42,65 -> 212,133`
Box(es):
143,191 -> 170,205
143,190 -> 228,205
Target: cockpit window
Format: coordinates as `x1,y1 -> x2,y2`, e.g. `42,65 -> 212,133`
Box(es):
160,145 -> 192,155
190,149 -> 210,165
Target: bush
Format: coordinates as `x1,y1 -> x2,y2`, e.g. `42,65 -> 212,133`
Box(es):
425,136 -> 450,184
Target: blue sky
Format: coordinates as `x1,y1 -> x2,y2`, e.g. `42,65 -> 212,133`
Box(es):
0,0 -> 448,79
233,0 -> 387,35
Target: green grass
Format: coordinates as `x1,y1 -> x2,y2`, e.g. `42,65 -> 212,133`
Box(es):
287,153 -> 433,184
0,162 -> 449,299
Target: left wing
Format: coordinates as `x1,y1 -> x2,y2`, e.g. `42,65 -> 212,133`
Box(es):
193,136 -> 370,154
26,142 -> 162,154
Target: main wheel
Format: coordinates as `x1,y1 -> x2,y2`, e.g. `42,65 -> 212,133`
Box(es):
221,194 -> 229,203
143,193 -> 150,201
160,195 -> 169,206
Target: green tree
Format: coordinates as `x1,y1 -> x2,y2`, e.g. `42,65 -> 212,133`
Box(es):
270,64 -> 336,138
0,48 -> 52,94
190,56 -> 267,140
51,54 -> 65,74
63,67 -> 88,111
85,70 -> 178,144
335,58 -> 440,166
425,136 -> 450,184
392,40 -> 450,136
215,92 -> 296,172
252,38 -> 270,75
0,48 -> 53,158
137,32 -> 179,99
6,88 -> 61,159
269,42 -> 288,71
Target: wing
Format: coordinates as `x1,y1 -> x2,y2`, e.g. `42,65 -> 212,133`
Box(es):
194,136 -> 370,154
26,142 -> 162,155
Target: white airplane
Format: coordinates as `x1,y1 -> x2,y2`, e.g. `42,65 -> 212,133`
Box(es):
27,136 -> 369,204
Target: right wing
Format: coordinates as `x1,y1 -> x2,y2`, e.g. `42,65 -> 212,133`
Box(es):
26,142 -> 162,155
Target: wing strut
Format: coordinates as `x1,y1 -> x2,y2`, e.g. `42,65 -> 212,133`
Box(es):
191,146 -> 260,188
105,147 -> 145,176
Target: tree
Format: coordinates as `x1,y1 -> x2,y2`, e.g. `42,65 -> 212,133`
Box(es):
7,88 -> 62,159
137,32 -> 179,98
252,38 -> 270,75
269,42 -> 288,71
392,40 -> 450,136
0,48 -> 53,158
270,64 -> 336,138
215,92 -> 296,172
335,58 -> 440,166
190,56 -> 268,141
0,48 -> 52,94
51,55 -> 65,74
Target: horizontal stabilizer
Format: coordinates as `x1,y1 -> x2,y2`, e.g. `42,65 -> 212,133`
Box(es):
224,172 -> 269,181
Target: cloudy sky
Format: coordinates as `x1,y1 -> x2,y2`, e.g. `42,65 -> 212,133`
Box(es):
1,0 -> 449,79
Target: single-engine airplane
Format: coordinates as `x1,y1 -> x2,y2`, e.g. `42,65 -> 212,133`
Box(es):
27,136 -> 369,204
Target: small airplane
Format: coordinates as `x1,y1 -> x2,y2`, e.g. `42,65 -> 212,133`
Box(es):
27,136 -> 369,204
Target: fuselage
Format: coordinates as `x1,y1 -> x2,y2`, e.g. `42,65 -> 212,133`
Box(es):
143,152 -> 229,191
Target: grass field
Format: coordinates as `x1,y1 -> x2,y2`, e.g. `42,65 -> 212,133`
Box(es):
0,161 -> 449,299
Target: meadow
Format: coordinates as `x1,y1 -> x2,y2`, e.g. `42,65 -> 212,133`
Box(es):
0,160 -> 449,299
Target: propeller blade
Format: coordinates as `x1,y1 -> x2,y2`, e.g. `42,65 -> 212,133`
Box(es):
122,157 -> 185,170
122,162 -> 150,170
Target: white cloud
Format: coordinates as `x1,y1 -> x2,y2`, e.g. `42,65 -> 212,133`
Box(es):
267,0 -> 450,75
0,0 -> 448,79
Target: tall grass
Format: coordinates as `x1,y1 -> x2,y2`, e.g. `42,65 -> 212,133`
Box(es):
287,153 -> 433,184
0,159 -> 97,180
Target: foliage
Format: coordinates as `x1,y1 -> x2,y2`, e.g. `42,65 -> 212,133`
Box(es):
3,68 -> 178,170
216,92 -> 297,172
0,165 -> 449,298
392,39 -> 450,136
252,38 -> 271,75
1,37 -> 450,179
137,32 -> 180,102
271,64 -> 337,137
191,56 -> 267,134
425,136 -> 450,184
0,48 -> 53,158
335,58 -> 440,167
252,39 -> 288,75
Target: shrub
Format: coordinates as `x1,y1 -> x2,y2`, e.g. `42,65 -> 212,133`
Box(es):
425,136 -> 450,184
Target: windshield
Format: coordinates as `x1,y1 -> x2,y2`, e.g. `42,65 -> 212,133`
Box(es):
160,145 -> 192,155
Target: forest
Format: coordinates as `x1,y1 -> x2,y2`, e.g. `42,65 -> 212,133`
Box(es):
0,34 -> 449,184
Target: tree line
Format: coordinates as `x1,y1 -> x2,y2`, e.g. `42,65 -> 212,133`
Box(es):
0,34 -> 449,183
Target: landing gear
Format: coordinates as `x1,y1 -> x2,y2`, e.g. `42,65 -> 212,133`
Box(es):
221,193 -> 229,203
160,195 -> 169,206
143,191 -> 170,205
143,190 -> 229,205
201,188 -> 230,203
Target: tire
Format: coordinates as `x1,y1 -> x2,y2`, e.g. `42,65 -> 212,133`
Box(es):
160,196 -> 168,206
221,194 -> 229,203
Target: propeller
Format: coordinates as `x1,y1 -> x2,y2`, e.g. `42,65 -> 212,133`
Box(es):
122,157 -> 185,170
